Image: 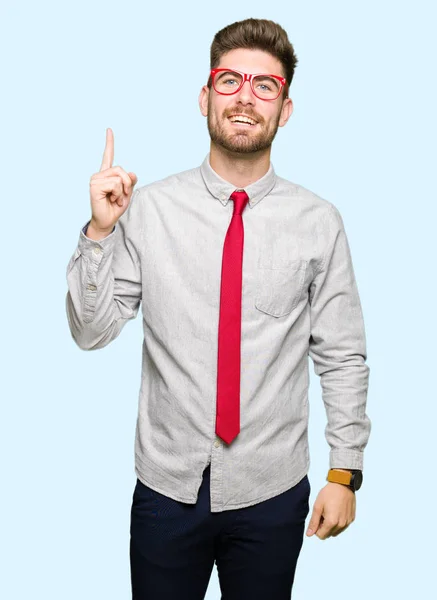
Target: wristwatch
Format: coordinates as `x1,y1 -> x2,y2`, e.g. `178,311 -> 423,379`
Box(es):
327,469 -> 363,492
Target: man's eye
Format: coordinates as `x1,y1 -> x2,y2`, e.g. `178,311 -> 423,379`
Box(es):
224,78 -> 238,85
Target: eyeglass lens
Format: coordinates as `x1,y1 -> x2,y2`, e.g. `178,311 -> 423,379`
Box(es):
214,70 -> 281,99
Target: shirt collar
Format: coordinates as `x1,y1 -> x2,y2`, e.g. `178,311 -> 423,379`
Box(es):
199,153 -> 277,209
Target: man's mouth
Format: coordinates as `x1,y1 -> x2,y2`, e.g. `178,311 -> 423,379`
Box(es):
227,114 -> 258,127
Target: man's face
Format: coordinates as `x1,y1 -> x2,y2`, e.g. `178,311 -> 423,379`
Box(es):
199,48 -> 293,155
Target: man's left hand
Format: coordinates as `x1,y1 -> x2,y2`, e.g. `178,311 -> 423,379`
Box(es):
306,478 -> 356,540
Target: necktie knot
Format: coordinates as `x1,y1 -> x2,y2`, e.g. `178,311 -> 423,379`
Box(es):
230,190 -> 249,215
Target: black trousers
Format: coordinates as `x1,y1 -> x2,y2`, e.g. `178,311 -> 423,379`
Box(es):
130,463 -> 310,599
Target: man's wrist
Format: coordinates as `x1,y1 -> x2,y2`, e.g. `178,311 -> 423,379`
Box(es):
86,220 -> 115,240
327,468 -> 363,492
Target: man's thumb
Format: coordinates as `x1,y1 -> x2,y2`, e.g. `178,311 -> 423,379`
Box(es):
306,507 -> 321,536
128,172 -> 138,186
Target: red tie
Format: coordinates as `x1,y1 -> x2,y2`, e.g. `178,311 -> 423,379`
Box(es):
216,190 -> 250,444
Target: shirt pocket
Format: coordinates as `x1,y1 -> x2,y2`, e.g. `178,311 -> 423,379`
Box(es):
255,259 -> 308,318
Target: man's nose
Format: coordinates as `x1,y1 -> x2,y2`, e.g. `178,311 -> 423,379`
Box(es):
235,79 -> 256,102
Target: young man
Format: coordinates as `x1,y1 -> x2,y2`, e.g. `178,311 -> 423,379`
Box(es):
66,18 -> 371,600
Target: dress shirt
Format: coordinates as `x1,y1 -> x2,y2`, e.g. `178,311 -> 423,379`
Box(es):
65,153 -> 371,512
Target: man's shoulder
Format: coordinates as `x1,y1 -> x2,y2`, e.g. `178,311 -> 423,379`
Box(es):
134,164 -> 201,198
275,174 -> 337,212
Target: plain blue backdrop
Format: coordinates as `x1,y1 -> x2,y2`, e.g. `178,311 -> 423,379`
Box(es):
1,0 -> 435,598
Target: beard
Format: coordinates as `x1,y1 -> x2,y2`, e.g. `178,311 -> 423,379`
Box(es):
207,101 -> 282,155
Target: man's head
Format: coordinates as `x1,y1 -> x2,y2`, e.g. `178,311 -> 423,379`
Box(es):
199,18 -> 298,156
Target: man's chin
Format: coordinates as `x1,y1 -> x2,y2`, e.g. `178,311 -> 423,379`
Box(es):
223,140 -> 270,155
214,135 -> 265,154
207,124 -> 272,154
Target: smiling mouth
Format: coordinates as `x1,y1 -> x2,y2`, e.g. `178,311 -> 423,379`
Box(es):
229,121 -> 256,127
227,118 -> 258,127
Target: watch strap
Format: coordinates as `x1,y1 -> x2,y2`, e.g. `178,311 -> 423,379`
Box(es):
327,468 -> 363,491
327,469 -> 353,486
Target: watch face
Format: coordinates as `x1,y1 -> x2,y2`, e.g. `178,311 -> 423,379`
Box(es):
352,470 -> 363,490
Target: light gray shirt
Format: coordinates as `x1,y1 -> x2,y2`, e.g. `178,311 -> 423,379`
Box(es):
65,153 -> 371,512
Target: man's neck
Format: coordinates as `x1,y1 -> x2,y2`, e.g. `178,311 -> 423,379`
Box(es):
209,142 -> 271,189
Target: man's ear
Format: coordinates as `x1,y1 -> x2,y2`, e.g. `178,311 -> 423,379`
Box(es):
278,97 -> 294,127
199,85 -> 209,117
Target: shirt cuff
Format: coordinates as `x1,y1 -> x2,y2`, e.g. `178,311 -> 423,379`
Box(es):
82,220 -> 116,236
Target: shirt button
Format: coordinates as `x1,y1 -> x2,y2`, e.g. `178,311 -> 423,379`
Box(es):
93,247 -> 102,255
214,439 -> 221,447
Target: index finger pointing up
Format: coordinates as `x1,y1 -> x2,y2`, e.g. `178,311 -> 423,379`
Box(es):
100,127 -> 114,171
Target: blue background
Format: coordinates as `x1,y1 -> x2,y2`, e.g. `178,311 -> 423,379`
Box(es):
1,0 -> 435,597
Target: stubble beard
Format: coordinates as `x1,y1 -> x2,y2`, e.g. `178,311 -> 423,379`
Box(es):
207,102 -> 282,155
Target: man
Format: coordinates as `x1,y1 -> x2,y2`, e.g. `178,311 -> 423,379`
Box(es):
66,17 -> 371,600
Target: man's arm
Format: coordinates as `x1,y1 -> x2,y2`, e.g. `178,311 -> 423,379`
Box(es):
308,203 -> 371,471
65,189 -> 142,350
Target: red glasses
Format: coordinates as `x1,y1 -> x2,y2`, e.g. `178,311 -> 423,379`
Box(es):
210,68 -> 288,101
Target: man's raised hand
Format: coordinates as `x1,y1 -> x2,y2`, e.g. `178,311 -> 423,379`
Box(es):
89,128 -> 138,233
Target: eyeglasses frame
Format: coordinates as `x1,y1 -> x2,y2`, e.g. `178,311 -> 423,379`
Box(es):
209,68 -> 289,101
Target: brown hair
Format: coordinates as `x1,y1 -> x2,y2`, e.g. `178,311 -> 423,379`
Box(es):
207,18 -> 298,98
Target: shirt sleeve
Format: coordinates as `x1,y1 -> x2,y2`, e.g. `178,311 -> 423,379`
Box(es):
65,189 -> 142,350
308,203 -> 371,471
82,222 -> 115,236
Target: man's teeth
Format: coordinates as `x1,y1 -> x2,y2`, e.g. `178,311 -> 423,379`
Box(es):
229,116 -> 257,125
